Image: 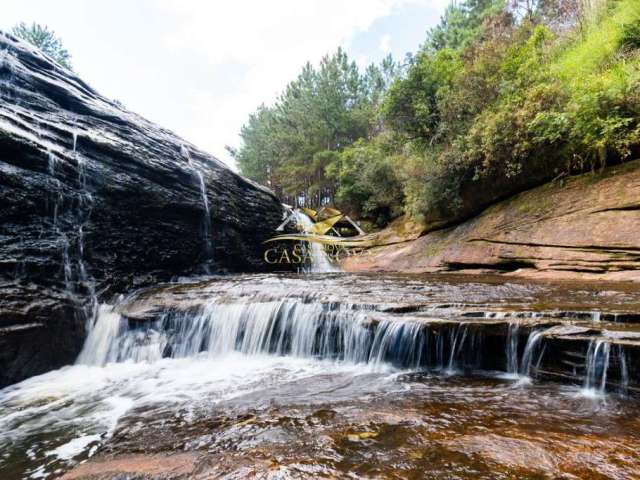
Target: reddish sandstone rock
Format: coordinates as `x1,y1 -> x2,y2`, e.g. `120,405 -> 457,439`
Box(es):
343,160 -> 640,282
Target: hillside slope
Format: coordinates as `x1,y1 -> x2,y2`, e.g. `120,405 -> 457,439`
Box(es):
343,160 -> 640,282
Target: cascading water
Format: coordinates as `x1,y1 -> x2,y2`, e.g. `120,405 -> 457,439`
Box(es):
618,346 -> 629,395
182,145 -> 213,269
47,151 -> 62,231
582,339 -> 611,396
72,132 -> 98,321
3,273 -> 640,479
445,324 -> 469,375
519,330 -> 544,379
47,132 -> 98,321
77,300 -> 428,370
293,210 -> 339,273
506,323 -> 520,377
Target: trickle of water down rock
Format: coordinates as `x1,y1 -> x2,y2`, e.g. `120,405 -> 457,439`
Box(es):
0,32 -> 284,386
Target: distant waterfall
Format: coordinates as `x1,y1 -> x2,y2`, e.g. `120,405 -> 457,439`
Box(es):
293,210 -> 339,273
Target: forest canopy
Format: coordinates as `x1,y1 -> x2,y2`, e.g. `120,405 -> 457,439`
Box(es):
233,0 -> 640,230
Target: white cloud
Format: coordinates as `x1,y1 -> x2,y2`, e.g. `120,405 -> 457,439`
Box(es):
2,0 -> 448,170
379,33 -> 392,54
155,0 -> 438,168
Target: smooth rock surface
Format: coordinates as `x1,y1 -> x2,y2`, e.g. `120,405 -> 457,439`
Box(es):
0,32 -> 282,386
343,160 -> 640,282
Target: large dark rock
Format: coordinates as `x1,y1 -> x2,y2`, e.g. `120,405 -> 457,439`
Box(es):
0,32 -> 283,386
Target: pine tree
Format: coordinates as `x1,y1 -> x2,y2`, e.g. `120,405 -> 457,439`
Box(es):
12,22 -> 73,70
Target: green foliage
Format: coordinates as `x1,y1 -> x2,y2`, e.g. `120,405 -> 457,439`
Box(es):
236,0 -> 640,231
401,147 -> 466,225
427,0 -> 505,51
382,48 -> 463,145
12,22 -> 73,70
384,0 -> 640,227
326,136 -> 404,226
621,18 -> 640,49
233,48 -> 400,207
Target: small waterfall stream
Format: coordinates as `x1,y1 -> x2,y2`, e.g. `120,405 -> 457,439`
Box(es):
618,345 -> 629,395
293,210 -> 339,273
519,329 -> 545,379
47,132 -> 98,322
504,325 -> 545,380
446,325 -> 469,374
506,323 -> 520,376
583,339 -> 611,396
182,144 -> 214,269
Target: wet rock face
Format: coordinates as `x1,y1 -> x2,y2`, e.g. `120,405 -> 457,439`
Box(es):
0,32 -> 283,386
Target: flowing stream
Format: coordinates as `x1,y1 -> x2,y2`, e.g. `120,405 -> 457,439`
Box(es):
293,210 -> 339,272
181,144 -> 214,269
1,273 -> 640,479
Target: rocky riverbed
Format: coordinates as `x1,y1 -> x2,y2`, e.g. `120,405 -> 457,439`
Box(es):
2,273 -> 640,479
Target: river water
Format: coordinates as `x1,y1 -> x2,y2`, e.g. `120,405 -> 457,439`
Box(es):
1,273 -> 639,479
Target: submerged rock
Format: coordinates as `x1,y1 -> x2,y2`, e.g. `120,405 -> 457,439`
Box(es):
0,32 -> 283,386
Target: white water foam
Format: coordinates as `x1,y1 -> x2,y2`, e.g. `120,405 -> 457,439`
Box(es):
293,210 -> 340,273
0,349 -> 392,478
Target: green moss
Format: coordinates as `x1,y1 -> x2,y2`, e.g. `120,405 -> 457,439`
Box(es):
423,241 -> 446,258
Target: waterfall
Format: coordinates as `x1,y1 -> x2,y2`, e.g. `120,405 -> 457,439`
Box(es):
506,323 -> 520,376
195,169 -> 213,261
47,150 -> 57,175
73,133 -> 98,322
45,132 -> 97,322
76,301 -> 429,370
47,151 -> 62,232
445,324 -> 468,375
76,304 -> 125,364
182,145 -> 213,268
293,210 -> 339,273
583,339 -> 611,395
519,330 -> 544,378
618,346 -> 629,395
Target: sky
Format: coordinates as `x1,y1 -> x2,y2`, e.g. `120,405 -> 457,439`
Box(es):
3,0 -> 449,169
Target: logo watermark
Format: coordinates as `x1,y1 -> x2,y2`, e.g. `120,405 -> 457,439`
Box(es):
263,242 -> 371,265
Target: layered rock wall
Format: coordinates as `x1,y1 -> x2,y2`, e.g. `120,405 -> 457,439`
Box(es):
0,32 -> 282,385
344,160 -> 640,282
